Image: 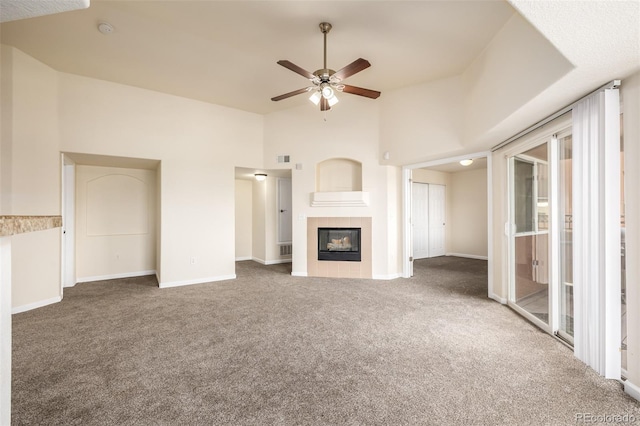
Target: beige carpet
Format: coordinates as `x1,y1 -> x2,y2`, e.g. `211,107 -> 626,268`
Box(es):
11,257 -> 639,425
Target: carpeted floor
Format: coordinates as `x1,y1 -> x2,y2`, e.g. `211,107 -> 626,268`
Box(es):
11,257 -> 639,425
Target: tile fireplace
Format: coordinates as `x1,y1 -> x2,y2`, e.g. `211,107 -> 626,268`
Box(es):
307,217 -> 372,278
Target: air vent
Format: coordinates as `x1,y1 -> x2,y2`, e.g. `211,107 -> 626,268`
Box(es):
279,244 -> 292,256
277,155 -> 290,163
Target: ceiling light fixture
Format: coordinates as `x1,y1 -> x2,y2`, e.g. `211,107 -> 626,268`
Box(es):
459,159 -> 473,166
254,173 -> 267,181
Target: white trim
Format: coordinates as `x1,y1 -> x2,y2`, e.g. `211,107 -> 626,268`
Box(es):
486,154 -> 495,303
402,167 -> 412,278
251,257 -> 292,265
12,296 -> 62,315
291,272 -> 307,277
235,256 -> 252,261
76,270 -> 156,283
310,191 -> 370,207
403,150 -> 492,290
159,274 -> 236,289
0,238 -> 12,425
624,380 -> 640,402
489,294 -> 507,304
446,253 -> 488,261
372,273 -> 402,280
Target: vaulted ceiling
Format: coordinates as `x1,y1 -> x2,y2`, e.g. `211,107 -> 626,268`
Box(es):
1,0 -> 639,125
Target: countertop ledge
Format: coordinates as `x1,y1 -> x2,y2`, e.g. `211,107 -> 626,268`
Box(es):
0,215 -> 62,237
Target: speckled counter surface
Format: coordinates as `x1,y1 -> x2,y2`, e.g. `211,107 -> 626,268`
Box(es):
0,216 -> 62,237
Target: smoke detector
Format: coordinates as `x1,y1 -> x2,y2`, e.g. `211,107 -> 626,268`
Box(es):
97,22 -> 114,35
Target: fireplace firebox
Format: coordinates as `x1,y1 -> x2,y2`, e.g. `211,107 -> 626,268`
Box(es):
318,227 -> 361,261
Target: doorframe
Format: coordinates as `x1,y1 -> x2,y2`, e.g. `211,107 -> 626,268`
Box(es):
61,154 -> 76,289
402,151 -> 495,301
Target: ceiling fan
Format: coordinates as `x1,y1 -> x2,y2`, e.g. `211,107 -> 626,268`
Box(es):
271,22 -> 381,111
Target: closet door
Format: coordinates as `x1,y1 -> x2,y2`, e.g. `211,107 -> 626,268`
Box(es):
428,184 -> 446,257
412,183 -> 429,259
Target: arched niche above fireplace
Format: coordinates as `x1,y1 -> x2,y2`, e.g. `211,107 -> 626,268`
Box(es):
312,158 -> 369,207
316,158 -> 362,192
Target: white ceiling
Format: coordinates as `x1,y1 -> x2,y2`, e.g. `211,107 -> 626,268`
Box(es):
425,157 -> 487,174
0,0 -> 515,115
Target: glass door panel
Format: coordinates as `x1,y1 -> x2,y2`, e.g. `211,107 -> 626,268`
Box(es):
512,144 -> 550,325
559,134 -> 574,341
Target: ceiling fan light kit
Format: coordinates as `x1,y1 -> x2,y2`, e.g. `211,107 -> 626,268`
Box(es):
271,22 -> 381,111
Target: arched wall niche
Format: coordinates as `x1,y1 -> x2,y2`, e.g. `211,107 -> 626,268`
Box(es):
316,158 -> 363,192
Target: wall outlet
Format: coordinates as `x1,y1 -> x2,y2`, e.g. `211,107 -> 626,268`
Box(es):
115,253 -> 120,260
190,257 -> 197,265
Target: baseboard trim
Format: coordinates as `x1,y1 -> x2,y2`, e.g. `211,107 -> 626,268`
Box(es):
625,380 -> 640,402
372,273 -> 402,280
291,272 -> 307,277
235,256 -> 252,261
159,274 -> 236,289
252,257 -> 292,265
446,253 -> 488,261
489,293 -> 507,304
13,296 -> 62,314
77,270 -> 157,283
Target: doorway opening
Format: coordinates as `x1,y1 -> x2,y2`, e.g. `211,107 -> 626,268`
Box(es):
403,152 -> 494,300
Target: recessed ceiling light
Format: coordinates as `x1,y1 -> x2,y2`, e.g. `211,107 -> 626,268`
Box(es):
98,22 -> 114,35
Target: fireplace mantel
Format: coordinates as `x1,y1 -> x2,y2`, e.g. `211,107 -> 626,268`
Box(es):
310,191 -> 369,207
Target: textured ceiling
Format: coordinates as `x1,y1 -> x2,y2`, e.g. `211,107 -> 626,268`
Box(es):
0,0 -> 515,114
0,0 -> 89,23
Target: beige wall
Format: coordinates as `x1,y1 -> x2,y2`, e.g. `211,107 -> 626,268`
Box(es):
450,168 -> 488,258
2,46 -> 62,310
75,165 -> 157,281
57,72 -> 263,287
235,179 -> 252,260
411,167 -> 488,259
3,44 -> 264,297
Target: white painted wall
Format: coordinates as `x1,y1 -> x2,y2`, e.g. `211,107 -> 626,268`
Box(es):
462,13 -> 574,150
235,179 -> 252,260
56,71 -> 263,287
449,168 -> 488,258
1,46 -> 62,311
2,44 -> 263,295
75,165 -> 157,282
263,99 -> 401,279
379,13 -> 574,166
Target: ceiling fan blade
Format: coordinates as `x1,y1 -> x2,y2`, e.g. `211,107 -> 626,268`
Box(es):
271,87 -> 311,102
320,96 -> 330,111
277,60 -> 315,80
340,84 -> 381,99
331,58 -> 371,82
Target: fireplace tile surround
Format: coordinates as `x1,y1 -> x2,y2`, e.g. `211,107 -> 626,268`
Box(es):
307,217 -> 372,279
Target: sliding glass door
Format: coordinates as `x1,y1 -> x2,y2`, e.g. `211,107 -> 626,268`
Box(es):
558,133 -> 574,342
510,144 -> 551,329
508,130 -> 574,341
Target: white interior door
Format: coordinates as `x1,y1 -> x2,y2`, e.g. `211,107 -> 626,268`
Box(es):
61,156 -> 76,288
412,183 -> 429,259
428,184 -> 446,257
277,177 -> 292,243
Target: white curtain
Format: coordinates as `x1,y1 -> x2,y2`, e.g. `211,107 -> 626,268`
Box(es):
572,89 -> 621,379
